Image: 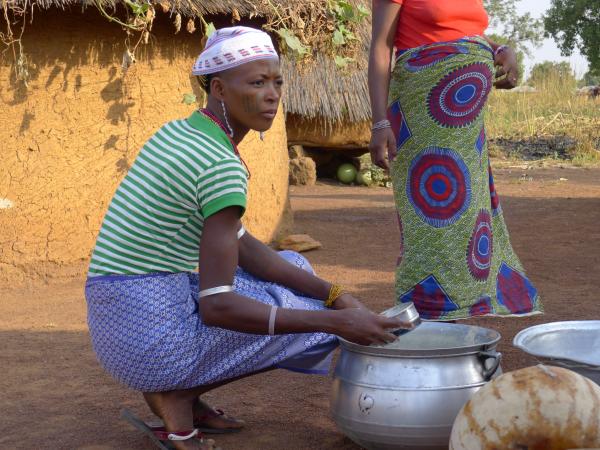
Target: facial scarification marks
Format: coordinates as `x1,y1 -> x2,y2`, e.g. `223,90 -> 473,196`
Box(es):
242,95 -> 259,114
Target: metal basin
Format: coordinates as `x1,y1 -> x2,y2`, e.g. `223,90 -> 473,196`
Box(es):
513,320 -> 600,385
330,322 -> 502,450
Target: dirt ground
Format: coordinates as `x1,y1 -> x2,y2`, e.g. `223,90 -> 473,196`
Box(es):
2,167 -> 600,450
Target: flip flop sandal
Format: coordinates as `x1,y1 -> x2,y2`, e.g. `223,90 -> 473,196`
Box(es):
194,409 -> 243,435
121,408 -> 210,449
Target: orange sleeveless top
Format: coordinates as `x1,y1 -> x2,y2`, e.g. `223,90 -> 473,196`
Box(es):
390,0 -> 489,50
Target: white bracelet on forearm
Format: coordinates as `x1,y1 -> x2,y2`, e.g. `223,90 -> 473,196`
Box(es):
268,305 -> 278,336
237,225 -> 245,239
198,285 -> 234,298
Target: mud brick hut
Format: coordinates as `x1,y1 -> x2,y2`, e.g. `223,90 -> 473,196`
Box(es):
0,0 -> 371,288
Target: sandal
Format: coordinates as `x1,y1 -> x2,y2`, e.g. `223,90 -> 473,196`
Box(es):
122,408 -> 215,449
194,407 -> 244,435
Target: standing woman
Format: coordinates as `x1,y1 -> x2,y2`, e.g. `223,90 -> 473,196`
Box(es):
368,1 -> 542,320
86,26 -> 403,450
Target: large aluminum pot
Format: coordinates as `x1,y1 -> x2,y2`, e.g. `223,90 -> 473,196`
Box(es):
330,322 -> 502,450
513,320 -> 600,386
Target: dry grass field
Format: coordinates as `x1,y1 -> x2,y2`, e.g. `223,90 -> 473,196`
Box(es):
486,74 -> 600,166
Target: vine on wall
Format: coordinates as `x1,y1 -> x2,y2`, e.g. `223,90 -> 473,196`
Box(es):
99,0 -> 367,69
92,0 -> 156,72
0,0 -> 368,91
92,0 -> 215,74
1,0 -> 31,86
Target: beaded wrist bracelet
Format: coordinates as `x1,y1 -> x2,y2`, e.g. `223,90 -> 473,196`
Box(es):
324,284 -> 345,308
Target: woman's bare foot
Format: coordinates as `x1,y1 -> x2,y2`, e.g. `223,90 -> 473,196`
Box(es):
193,398 -> 245,433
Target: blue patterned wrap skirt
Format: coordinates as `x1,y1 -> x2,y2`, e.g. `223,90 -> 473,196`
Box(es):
85,251 -> 339,392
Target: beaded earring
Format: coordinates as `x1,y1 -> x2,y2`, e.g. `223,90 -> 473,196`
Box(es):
221,100 -> 234,138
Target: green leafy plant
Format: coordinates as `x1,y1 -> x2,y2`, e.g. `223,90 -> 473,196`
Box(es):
262,0 -> 368,68
528,61 -> 577,89
332,24 -> 355,46
93,0 -> 153,32
358,154 -> 392,187
334,55 -> 354,68
204,22 -> 216,38
483,0 -> 544,57
182,93 -> 197,105
544,0 -> 600,74
329,0 -> 368,24
328,0 -> 368,67
124,0 -> 149,18
276,28 -> 310,58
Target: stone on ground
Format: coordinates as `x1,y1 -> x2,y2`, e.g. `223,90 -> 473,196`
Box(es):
289,157 -> 317,186
277,234 -> 322,252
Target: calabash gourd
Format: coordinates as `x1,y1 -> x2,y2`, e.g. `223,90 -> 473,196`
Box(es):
336,163 -> 357,184
450,365 -> 600,450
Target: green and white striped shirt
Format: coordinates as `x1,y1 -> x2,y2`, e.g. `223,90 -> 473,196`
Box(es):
88,111 -> 248,277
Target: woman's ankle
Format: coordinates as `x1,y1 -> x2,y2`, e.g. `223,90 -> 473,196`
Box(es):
143,390 -> 195,429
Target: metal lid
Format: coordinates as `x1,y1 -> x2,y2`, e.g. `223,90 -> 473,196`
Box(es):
513,320 -> 600,368
339,321 -> 501,357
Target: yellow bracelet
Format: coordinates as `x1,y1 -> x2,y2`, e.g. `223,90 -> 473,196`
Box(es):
324,284 -> 344,308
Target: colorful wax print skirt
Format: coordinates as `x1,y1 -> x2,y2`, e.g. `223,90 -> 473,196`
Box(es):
388,36 -> 542,320
85,251 -> 338,392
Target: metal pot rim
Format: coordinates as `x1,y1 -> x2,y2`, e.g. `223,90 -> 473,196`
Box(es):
513,320 -> 600,368
339,321 -> 501,357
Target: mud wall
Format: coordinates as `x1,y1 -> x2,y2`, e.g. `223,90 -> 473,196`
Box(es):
0,8 -> 291,288
286,114 -> 370,149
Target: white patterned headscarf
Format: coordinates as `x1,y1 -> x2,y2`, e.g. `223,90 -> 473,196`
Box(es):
192,26 -> 279,76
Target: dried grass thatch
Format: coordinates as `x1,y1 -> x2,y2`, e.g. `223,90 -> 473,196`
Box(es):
281,32 -> 370,124
2,0 -> 284,17
3,0 -> 372,125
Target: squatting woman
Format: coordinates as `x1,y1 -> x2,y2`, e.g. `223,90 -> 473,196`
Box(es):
86,26 -> 404,450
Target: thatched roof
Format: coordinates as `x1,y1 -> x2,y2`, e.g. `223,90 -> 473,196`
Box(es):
281,31 -> 370,124
13,0 -> 295,18
4,0 -> 372,124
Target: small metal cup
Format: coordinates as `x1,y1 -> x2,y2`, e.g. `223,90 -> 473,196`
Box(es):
380,302 -> 421,336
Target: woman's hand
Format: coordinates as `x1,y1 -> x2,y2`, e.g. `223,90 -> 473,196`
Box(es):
494,46 -> 519,90
332,308 -> 405,346
368,127 -> 397,171
332,293 -> 368,310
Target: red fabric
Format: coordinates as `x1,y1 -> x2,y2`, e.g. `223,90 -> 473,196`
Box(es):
390,0 -> 489,50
